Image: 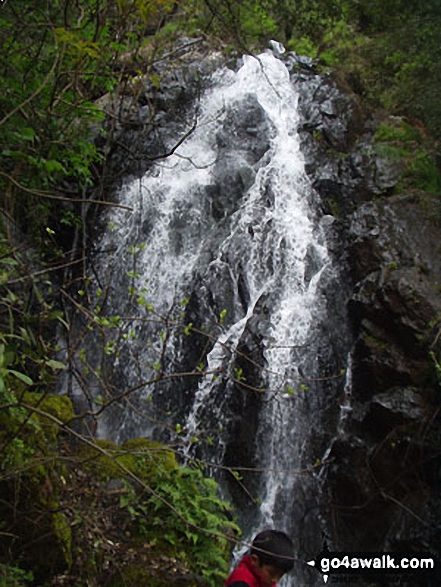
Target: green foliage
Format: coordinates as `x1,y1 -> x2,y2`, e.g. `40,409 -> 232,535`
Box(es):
0,411 -> 236,587
0,232 -> 68,396
183,0 -> 277,47
0,0 -> 178,248
1,6 -> 104,195
81,437 -> 238,585
340,1 -> 441,142
375,119 -> 441,194
0,395 -> 75,580
240,2 -> 278,42
318,19 -> 367,67
0,565 -> 33,587
285,36 -> 318,58
0,346 -> 36,469
0,386 -> 74,473
132,465 -> 239,585
0,344 -> 33,393
266,0 -> 346,43
376,121 -> 423,145
404,152 -> 441,194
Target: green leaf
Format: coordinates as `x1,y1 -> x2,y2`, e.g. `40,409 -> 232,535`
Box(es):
18,127 -> 36,142
219,309 -> 227,325
150,74 -> 161,89
8,370 -> 33,385
45,359 -> 68,371
0,257 -> 18,266
44,159 -> 67,174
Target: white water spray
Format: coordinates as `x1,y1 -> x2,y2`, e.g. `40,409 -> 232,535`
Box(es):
89,49 -> 345,587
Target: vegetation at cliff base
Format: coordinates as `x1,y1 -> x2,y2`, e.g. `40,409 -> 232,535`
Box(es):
1,0 -> 440,585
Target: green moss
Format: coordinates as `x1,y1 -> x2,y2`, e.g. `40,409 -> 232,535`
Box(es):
11,392 -> 75,456
80,438 -> 178,483
375,120 -> 423,145
376,142 -> 405,161
24,390 -> 74,425
122,437 -> 178,476
375,119 -> 441,194
0,392 -> 74,475
404,151 -> 441,193
52,510 -> 73,569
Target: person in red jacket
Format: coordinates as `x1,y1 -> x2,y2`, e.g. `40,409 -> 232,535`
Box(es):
225,529 -> 295,587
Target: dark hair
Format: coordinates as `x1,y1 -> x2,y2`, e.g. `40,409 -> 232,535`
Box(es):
250,530 -> 295,572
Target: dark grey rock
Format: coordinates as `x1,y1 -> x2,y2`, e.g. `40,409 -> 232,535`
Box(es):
284,47 -> 441,568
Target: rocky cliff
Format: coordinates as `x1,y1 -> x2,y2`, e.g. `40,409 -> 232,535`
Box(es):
289,51 -> 441,584
93,40 -> 441,584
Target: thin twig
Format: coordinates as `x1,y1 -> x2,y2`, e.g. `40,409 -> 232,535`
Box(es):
0,171 -> 133,211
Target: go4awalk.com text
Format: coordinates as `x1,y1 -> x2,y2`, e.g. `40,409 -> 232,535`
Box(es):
306,549 -> 439,584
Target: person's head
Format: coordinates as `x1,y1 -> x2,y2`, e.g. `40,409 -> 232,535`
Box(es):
248,529 -> 294,587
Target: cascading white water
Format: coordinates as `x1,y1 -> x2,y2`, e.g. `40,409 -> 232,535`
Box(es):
87,48 -> 347,586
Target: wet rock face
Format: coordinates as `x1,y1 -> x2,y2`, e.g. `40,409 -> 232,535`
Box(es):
287,52 -> 401,217
96,42 -> 441,576
97,38 -> 227,188
290,47 -> 441,570
209,93 -> 272,222
336,196 -> 441,568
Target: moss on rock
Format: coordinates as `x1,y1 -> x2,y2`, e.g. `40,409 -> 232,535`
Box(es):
78,437 -> 178,484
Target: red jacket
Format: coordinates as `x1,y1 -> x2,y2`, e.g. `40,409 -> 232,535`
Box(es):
225,555 -> 275,587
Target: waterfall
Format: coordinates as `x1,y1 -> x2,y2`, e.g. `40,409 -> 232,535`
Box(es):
82,48 -> 350,586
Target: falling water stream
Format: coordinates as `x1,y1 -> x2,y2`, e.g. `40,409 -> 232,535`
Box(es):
83,48 -> 350,586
